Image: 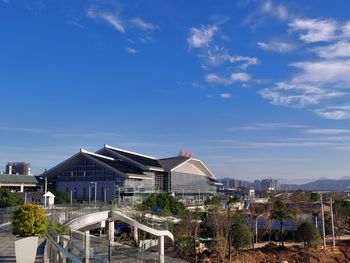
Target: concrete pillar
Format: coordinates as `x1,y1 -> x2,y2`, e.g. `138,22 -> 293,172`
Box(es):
158,235 -> 164,263
133,226 -> 138,242
108,221 -> 114,242
20,185 -> 24,192
84,231 -> 90,263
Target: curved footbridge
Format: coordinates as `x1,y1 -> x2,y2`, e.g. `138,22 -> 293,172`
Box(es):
61,208 -> 174,263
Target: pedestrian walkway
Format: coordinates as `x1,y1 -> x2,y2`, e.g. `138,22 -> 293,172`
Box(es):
0,222 -> 45,263
0,223 -> 16,262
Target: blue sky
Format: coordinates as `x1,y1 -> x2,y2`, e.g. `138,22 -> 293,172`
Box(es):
1,0 -> 350,182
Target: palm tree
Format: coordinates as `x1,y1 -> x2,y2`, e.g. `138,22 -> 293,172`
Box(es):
271,202 -> 292,246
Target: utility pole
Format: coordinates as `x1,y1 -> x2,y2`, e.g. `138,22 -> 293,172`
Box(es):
88,185 -> 91,205
45,177 -> 47,193
320,194 -> 326,251
330,197 -> 336,251
94,181 -> 97,203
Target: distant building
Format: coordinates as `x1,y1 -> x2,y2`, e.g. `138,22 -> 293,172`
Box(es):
6,162 -> 31,175
261,178 -> 279,191
0,174 -> 37,192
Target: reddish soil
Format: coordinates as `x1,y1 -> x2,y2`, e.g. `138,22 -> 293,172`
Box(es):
225,241 -> 350,263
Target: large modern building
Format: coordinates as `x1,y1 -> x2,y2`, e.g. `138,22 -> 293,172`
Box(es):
6,162 -> 31,175
41,144 -> 219,202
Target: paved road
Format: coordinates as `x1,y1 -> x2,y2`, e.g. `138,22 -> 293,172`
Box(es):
254,235 -> 350,248
0,222 -> 45,263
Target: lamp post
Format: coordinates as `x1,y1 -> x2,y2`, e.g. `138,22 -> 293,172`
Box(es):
320,194 -> 326,250
90,181 -> 97,204
88,185 -> 91,205
94,181 -> 97,203
104,188 -> 109,203
70,189 -> 76,205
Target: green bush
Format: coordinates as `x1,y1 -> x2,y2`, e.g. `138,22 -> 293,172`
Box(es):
231,221 -> 252,252
141,193 -> 186,217
53,191 -> 70,204
295,221 -> 321,247
0,188 -> 22,208
12,204 -> 47,237
50,221 -> 69,235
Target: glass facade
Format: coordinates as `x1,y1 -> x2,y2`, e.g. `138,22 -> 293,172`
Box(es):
170,172 -> 217,194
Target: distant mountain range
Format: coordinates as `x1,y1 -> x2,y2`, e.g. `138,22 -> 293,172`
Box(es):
219,177 -> 350,192
289,178 -> 350,191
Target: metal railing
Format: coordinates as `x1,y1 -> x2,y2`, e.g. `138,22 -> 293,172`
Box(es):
45,203 -> 178,263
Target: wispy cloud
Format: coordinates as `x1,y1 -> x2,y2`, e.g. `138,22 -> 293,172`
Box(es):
86,6 -> 159,52
188,22 -> 258,94
0,126 -> 46,133
187,24 -> 218,48
244,0 -> 290,28
220,93 -> 231,99
289,18 -> 336,43
226,122 -> 308,132
205,72 -> 250,86
313,105 -> 350,120
311,41 -> 350,59
130,17 -> 159,31
303,129 -> 350,135
258,16 -> 350,119
126,47 -> 138,54
87,7 -> 125,33
257,41 -> 295,53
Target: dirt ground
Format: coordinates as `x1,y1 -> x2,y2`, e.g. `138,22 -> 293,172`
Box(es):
226,240 -> 350,263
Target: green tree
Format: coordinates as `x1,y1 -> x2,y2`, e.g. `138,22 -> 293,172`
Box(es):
53,191 -> 70,204
310,192 -> 320,203
0,188 -> 22,208
12,204 -> 47,237
271,201 -> 292,246
295,221 -> 321,247
141,193 -> 186,217
231,221 -> 252,255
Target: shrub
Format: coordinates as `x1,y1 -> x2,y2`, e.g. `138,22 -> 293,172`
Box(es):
12,204 -> 47,237
50,221 -> 69,235
231,221 -> 252,253
295,221 -> 321,247
0,188 -> 22,208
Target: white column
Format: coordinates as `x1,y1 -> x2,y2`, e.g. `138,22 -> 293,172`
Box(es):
133,227 -> 138,242
108,221 -> 114,242
85,231 -> 90,263
159,235 -> 164,263
20,185 -> 24,192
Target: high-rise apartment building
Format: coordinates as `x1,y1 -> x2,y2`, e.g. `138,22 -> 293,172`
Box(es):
6,162 -> 31,175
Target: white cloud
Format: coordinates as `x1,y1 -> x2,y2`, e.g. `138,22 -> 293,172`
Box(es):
205,73 -> 230,85
205,72 -> 250,86
289,18 -> 336,43
226,122 -> 308,131
261,0 -> 289,20
291,59 -> 350,84
313,105 -> 350,120
126,47 -> 138,54
203,47 -> 258,69
303,129 -> 350,135
87,7 -> 125,33
257,41 -> 295,53
311,41 -> 350,59
129,17 -> 159,31
187,24 -> 218,48
220,93 -> 231,99
342,21 -> 350,36
231,72 -> 250,82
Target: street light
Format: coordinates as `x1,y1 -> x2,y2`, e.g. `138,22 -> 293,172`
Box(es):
104,187 -> 109,203
70,188 -> 77,205
89,181 -> 97,204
